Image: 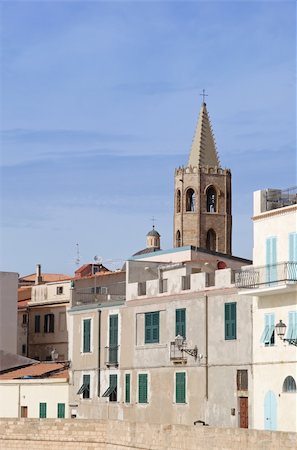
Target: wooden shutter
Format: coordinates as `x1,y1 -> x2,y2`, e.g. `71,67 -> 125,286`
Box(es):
57,403 -> 65,418
39,403 -> 47,418
176,372 -> 186,403
176,309 -> 186,338
125,374 -> 130,403
225,303 -> 236,340
83,319 -> 91,352
138,374 -> 148,403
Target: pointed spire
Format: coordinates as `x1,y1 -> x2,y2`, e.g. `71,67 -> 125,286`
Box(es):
188,101 -> 220,168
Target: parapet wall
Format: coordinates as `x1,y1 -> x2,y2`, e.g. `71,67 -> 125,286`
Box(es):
0,419 -> 296,450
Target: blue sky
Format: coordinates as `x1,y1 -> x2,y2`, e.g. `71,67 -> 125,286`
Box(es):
1,1 -> 296,276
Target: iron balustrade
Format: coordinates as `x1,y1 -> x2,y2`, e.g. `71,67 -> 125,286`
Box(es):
105,345 -> 119,366
235,262 -> 297,289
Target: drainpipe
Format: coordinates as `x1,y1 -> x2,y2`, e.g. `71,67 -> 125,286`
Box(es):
97,309 -> 101,396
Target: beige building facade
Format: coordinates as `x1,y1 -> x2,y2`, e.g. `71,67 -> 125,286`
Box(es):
0,271 -> 18,354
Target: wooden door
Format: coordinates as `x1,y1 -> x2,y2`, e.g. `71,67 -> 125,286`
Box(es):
264,390 -> 277,430
239,397 -> 248,428
21,406 -> 28,418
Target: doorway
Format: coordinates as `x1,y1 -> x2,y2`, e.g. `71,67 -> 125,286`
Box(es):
20,406 -> 28,418
264,390 -> 277,430
239,397 -> 248,428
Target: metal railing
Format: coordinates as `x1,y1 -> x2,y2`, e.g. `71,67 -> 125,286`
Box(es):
170,341 -> 187,361
266,186 -> 297,211
105,345 -> 119,366
235,262 -> 297,289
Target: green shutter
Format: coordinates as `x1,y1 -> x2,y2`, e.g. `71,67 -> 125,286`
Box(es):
57,403 -> 65,418
83,319 -> 91,353
176,309 -> 186,338
225,303 -> 236,340
145,312 -> 159,343
138,374 -> 148,403
39,403 -> 47,418
125,374 -> 130,403
176,372 -> 186,403
109,315 -> 118,363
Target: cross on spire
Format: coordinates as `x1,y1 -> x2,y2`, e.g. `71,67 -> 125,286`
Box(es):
151,216 -> 156,229
200,89 -> 208,103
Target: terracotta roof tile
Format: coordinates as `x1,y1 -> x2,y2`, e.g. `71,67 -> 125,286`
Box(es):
0,362 -> 68,380
20,273 -> 71,282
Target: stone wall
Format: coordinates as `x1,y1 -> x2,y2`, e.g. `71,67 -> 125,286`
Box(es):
0,419 -> 296,450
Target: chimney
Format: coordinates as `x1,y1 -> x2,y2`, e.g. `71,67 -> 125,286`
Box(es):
35,264 -> 42,285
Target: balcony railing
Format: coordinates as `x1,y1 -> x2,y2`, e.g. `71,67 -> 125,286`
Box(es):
105,345 -> 119,366
235,262 -> 297,289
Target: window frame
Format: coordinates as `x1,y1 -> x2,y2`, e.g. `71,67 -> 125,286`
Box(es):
56,286 -> 63,295
138,373 -> 148,404
175,372 -> 186,404
34,315 -> 41,333
175,308 -> 186,338
44,313 -> 55,333
82,318 -> 92,353
283,376 -> 297,393
82,374 -> 91,399
224,302 -> 237,340
144,311 -> 160,344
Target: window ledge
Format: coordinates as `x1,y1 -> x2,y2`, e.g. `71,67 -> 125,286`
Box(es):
136,344 -> 167,350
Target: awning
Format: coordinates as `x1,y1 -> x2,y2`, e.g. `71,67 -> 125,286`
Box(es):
77,383 -> 89,395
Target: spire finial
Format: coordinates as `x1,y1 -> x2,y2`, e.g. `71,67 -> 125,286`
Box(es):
151,216 -> 156,229
200,88 -> 208,104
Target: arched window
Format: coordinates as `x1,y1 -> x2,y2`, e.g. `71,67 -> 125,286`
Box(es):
176,230 -> 181,247
206,186 -> 217,213
283,376 -> 297,393
206,229 -> 216,252
186,188 -> 195,212
176,190 -> 181,213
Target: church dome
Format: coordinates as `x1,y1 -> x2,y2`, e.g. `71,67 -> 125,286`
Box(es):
147,227 -> 160,237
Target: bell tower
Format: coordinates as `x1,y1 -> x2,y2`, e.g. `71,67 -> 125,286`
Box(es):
173,100 -> 232,255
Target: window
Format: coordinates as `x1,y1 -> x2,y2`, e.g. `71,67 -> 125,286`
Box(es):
186,188 -> 195,212
109,315 -> 118,364
34,315 -> 40,333
44,314 -> 55,333
176,230 -> 181,247
206,229 -> 216,252
57,403 -> 65,418
286,311 -> 297,343
22,344 -> 26,355
125,374 -> 131,403
138,374 -> 148,403
56,286 -> 63,295
39,403 -> 47,418
83,319 -> 91,353
83,374 -> 90,399
266,237 -> 277,283
237,370 -> 248,391
22,314 -> 27,325
288,232 -> 297,262
102,374 -> 117,402
176,189 -> 181,213
77,374 -> 91,399
175,372 -> 186,403
159,278 -> 168,294
206,186 -> 217,212
261,313 -> 275,346
181,275 -> 190,291
283,376 -> 296,393
145,312 -> 159,344
138,281 -> 146,296
225,303 -> 236,340
176,309 -> 186,338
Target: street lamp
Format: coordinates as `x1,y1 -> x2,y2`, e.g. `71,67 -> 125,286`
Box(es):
275,320 -> 297,346
174,335 -> 198,360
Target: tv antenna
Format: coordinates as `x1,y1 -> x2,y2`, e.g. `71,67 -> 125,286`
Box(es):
75,243 -> 80,266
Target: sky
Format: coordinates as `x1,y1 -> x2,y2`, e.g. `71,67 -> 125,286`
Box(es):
0,0 -> 296,276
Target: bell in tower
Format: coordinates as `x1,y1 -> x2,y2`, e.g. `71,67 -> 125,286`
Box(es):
173,97 -> 232,255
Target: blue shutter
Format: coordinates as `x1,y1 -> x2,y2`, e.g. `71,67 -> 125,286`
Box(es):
289,233 -> 297,262
261,314 -> 270,343
286,311 -> 297,341
262,314 -> 275,345
266,237 -> 277,283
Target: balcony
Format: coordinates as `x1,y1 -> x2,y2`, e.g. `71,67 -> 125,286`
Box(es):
105,345 -> 119,367
235,262 -> 297,296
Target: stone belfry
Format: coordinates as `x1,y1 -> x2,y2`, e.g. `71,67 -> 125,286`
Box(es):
173,100 -> 232,254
